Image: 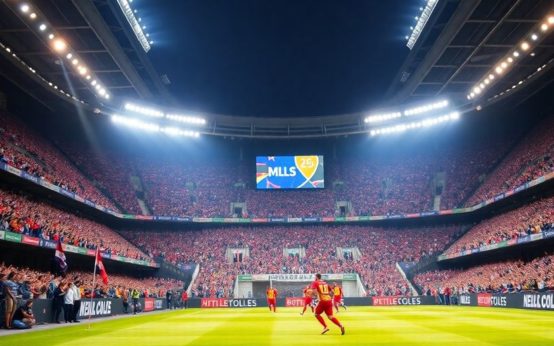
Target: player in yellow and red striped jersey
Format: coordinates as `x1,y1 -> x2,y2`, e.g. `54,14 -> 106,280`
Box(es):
310,274 -> 345,335
300,285 -> 314,315
332,282 -> 347,313
266,286 -> 277,312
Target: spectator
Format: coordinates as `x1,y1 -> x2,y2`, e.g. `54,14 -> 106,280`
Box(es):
52,281 -> 66,323
445,196 -> 554,256
71,280 -> 81,323
3,271 -> 19,329
63,280 -> 75,323
12,299 -> 35,329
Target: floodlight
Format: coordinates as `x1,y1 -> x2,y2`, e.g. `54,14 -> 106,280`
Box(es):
52,39 -> 67,53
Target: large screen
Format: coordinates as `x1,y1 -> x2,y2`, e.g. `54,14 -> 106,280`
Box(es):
256,155 -> 324,189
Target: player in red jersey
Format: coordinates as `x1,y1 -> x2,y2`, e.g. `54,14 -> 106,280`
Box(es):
310,274 -> 345,335
332,283 -> 347,313
300,285 -> 314,315
266,286 -> 277,312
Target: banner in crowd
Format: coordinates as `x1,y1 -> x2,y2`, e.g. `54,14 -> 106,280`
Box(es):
456,292 -> 553,310
522,292 -> 554,310
240,273 -> 358,282
365,293 -> 554,310
78,299 -> 113,318
29,298 -> 168,323
144,298 -> 155,312
200,298 -> 258,308
0,230 -> 159,268
2,162 -> 553,227
371,296 -> 429,306
285,297 -> 306,307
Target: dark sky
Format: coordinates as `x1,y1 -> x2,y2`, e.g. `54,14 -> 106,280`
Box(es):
142,0 -> 414,117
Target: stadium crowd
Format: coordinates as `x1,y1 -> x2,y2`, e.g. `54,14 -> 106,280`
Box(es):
414,253 -> 554,294
61,148 -> 142,214
122,225 -> 461,298
0,111 -> 118,211
138,160 -> 238,217
467,116 -> 554,206
444,196 -> 554,256
0,263 -> 183,328
1,112 -> 544,220
0,188 -> 149,260
1,110 -> 553,221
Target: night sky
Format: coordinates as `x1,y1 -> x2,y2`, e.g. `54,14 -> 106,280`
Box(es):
141,0 -> 415,117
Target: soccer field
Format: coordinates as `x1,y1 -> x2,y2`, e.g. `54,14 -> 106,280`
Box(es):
1,306 -> 553,346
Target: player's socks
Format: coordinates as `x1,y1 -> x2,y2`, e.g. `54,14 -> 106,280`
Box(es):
342,305 -> 347,311
329,317 -> 342,329
341,326 -> 345,335
315,314 -> 327,328
321,328 -> 330,335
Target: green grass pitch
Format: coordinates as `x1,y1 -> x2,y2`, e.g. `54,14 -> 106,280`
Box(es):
1,306 -> 553,345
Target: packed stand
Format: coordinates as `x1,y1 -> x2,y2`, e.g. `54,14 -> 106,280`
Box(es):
0,263 -> 183,328
414,253 -> 554,294
439,145 -> 509,209
0,187 -> 149,260
62,148 -> 142,214
62,138 -> 512,219
467,115 -> 554,206
0,111 -> 117,210
336,156 -> 434,215
122,225 -> 460,298
243,189 -> 336,217
444,196 -> 554,256
138,160 -> 239,217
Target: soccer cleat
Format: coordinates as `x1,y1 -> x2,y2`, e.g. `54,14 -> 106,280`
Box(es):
300,312 -> 303,316
321,328 -> 330,335
341,326 -> 345,335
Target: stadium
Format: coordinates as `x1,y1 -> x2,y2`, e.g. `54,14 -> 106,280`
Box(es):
0,0 -> 553,344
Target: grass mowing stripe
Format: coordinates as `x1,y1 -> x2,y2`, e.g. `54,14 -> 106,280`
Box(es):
376,307 -> 554,345
0,306 -> 552,346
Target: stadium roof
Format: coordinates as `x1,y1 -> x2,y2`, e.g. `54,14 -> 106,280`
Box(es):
387,0 -> 554,105
0,0 -> 553,138
0,0 -> 173,106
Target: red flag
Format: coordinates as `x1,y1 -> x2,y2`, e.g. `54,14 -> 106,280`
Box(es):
95,249 -> 109,285
54,240 -> 67,274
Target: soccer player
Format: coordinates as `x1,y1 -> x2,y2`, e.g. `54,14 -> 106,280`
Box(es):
332,282 -> 347,312
300,285 -> 314,315
310,274 -> 345,335
266,286 -> 278,312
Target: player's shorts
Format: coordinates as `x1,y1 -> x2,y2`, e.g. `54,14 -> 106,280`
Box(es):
333,297 -> 342,303
304,297 -> 312,305
267,299 -> 276,306
315,300 -> 334,316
